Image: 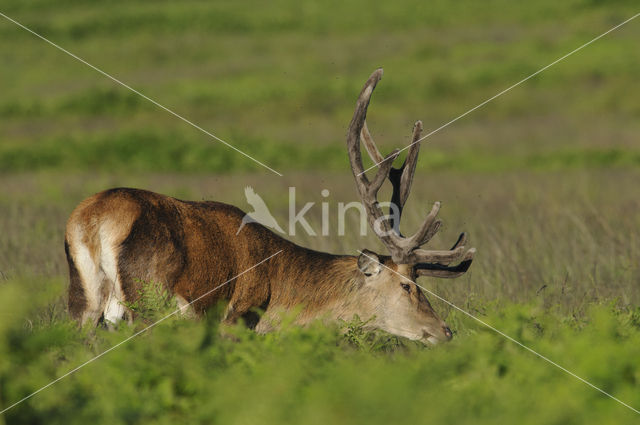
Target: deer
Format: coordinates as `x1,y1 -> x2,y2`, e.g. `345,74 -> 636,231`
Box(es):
64,69 -> 475,344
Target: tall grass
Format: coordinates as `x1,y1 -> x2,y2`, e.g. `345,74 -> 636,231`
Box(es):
2,170 -> 638,311
1,169 -> 638,421
1,277 -> 639,424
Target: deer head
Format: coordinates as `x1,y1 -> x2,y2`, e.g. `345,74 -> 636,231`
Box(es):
347,69 -> 476,344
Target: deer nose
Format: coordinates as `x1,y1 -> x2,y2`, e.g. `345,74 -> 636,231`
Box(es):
443,326 -> 453,340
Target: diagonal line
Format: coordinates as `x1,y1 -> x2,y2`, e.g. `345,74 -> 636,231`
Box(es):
359,12 -> 640,176
356,250 -> 640,415
0,250 -> 283,416
0,11 -> 283,177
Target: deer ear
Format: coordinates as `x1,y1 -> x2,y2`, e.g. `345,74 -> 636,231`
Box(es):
357,250 -> 382,276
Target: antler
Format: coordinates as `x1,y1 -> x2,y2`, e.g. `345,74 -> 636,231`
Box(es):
347,69 -> 475,276
361,119 -> 422,233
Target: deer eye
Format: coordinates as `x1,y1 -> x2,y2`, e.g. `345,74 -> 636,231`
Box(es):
401,283 -> 411,293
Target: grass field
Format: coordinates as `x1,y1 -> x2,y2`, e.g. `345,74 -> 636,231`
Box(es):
1,0 -> 640,424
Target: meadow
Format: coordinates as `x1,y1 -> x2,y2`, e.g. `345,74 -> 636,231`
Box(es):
1,0 -> 640,423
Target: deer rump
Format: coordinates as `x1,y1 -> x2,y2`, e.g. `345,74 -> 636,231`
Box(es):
66,188 -> 285,328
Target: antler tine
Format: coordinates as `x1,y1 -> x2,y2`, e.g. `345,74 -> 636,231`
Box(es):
415,248 -> 475,278
387,121 -> 442,250
347,69 -> 384,184
405,202 -> 441,247
400,121 -> 423,204
415,233 -> 475,277
450,232 -> 467,250
361,122 -> 384,164
411,246 -> 467,264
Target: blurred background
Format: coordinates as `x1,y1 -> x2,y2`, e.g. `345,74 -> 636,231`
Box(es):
1,1 -> 639,174
1,1 -> 640,423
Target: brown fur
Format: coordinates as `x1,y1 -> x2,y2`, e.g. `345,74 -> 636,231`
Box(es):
65,189 -> 365,319
65,188 -> 451,342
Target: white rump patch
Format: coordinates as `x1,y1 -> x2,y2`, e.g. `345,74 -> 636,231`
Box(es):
99,221 -> 128,325
70,225 -> 104,324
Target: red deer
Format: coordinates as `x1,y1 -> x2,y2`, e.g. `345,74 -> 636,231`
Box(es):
64,69 -> 475,344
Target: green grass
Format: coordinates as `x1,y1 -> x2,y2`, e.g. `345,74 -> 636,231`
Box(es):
1,0 -> 640,422
3,129 -> 640,173
1,0 -> 640,173
1,277 -> 640,425
3,170 -> 640,311
1,169 -> 639,422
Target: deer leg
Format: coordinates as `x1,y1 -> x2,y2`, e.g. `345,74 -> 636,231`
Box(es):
222,297 -> 257,326
222,284 -> 270,330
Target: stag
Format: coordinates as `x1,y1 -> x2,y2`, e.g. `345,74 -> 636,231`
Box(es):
64,69 -> 475,344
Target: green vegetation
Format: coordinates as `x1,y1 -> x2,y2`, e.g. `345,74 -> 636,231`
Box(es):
1,0 -> 639,173
1,277 -> 640,425
3,130 -> 640,173
1,0 -> 640,423
2,170 -> 640,424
